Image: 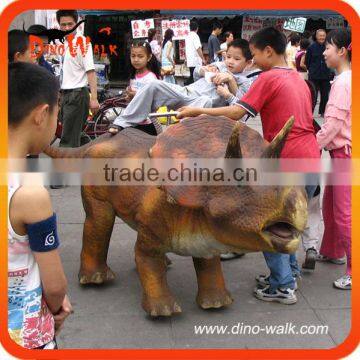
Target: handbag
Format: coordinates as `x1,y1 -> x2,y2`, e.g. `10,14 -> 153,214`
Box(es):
161,65 -> 175,76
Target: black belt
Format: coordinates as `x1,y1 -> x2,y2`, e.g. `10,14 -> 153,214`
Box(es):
61,87 -> 87,93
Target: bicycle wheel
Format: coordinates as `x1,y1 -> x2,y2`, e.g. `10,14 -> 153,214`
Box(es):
93,106 -> 125,137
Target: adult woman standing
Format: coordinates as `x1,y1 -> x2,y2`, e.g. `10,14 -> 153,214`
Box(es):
161,29 -> 176,84
305,29 -> 332,117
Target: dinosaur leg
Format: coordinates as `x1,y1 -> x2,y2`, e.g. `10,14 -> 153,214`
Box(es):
193,256 -> 233,309
135,234 -> 181,316
79,192 -> 116,285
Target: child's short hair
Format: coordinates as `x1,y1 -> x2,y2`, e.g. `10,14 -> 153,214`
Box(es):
8,62 -> 59,127
289,32 -> 301,46
326,28 -> 351,61
56,9 -> 78,24
249,27 -> 287,55
8,30 -> 29,62
300,38 -> 310,51
227,39 -> 252,61
224,31 -> 233,39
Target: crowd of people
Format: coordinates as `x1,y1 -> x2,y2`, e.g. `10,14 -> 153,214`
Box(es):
8,9 -> 351,350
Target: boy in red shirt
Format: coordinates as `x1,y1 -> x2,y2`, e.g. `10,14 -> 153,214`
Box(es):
178,27 -> 320,304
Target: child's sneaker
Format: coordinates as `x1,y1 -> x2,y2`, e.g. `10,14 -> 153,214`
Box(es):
333,275 -> 351,290
255,274 -> 298,290
316,254 -> 346,265
253,285 -> 297,304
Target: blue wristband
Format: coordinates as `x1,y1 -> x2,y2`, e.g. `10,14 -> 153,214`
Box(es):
26,213 -> 60,252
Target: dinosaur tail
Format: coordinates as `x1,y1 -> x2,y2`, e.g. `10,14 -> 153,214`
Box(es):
43,133 -> 111,159
43,141 -> 92,159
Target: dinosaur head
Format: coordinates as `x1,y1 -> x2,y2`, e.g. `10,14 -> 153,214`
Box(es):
204,181 -> 307,254
151,116 -> 307,254
204,116 -> 307,254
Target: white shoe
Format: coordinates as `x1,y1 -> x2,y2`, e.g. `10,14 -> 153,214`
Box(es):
253,285 -> 297,304
316,254 -> 346,265
255,274 -> 298,290
333,274 -> 351,290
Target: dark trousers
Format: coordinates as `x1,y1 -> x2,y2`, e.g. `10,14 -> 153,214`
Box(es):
185,67 -> 196,85
134,123 -> 157,136
310,78 -> 331,116
59,87 -> 90,148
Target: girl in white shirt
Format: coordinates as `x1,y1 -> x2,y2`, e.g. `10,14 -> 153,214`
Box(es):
108,40 -> 161,135
124,40 -> 161,102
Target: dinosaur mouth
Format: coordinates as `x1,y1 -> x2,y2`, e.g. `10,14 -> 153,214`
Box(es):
263,222 -> 299,240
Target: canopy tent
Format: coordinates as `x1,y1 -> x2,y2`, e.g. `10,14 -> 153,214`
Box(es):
78,10 -> 160,16
159,9 -> 343,19
78,9 -> 343,19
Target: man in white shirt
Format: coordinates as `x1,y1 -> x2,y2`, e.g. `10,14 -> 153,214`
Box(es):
185,20 -> 205,85
56,10 -> 99,148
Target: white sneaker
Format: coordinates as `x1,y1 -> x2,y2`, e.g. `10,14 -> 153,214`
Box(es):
255,274 -> 298,290
333,275 -> 351,290
316,254 -> 346,265
253,285 -> 297,304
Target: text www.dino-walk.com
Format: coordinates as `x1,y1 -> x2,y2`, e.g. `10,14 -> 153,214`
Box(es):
193,322 -> 329,336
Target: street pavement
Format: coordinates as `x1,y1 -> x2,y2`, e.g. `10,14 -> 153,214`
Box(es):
47,115 -> 351,349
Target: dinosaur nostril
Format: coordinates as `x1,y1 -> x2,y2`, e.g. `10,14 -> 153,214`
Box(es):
284,187 -> 307,215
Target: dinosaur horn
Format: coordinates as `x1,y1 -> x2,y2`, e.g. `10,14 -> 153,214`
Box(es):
225,121 -> 242,158
261,116 -> 295,158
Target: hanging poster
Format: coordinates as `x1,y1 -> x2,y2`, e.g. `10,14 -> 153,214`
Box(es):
241,16 -> 263,41
131,18 -> 155,39
161,19 -> 190,40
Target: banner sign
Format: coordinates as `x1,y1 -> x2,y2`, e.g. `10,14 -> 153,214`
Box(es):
131,18 -> 155,38
326,17 -> 345,29
283,17 -> 307,33
161,19 -> 190,40
241,16 -> 263,41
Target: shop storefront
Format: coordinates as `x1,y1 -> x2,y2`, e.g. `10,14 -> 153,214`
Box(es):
32,9 -> 346,84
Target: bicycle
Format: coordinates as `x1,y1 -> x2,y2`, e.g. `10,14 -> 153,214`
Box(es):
52,92 -> 128,145
52,93 -> 179,145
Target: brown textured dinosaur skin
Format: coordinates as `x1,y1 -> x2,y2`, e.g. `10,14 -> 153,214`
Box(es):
44,115 -> 307,317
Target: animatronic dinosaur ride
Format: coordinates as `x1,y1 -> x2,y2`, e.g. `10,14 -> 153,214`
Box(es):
44,115 -> 307,317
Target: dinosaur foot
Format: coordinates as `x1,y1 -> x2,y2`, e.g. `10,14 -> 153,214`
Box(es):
78,266 -> 116,285
197,288 -> 233,310
142,294 -> 182,317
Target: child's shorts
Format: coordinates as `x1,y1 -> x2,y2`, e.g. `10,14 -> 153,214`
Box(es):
36,338 -> 58,350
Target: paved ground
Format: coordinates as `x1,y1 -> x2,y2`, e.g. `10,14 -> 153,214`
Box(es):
47,115 -> 351,349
